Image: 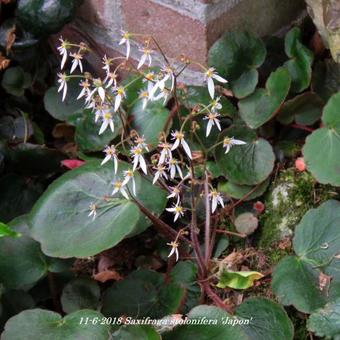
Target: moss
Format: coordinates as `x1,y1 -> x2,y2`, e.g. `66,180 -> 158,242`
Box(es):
258,168 -> 338,252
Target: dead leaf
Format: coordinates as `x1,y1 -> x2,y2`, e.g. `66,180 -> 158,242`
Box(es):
0,53 -> 10,71
310,31 -> 325,55
93,270 -> 122,283
6,26 -> 16,53
319,272 -> 332,296
52,123 -> 75,140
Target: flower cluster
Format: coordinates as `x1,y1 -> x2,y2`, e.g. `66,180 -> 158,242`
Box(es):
57,31 -> 247,262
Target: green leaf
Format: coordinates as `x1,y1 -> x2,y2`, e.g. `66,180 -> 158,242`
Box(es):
238,67 -> 291,129
284,27 -> 314,93
307,298 -> 340,338
44,79 -> 84,122
0,222 -> 21,238
164,299 -> 293,340
215,127 -> 275,185
179,86 -> 237,117
163,305 -> 247,340
235,298 -> 294,340
4,143 -> 65,176
277,92 -> 324,125
218,177 -> 270,201
272,256 -> 327,314
16,0 -> 76,37
217,270 -> 263,289
208,31 -> 266,98
1,66 -> 31,97
130,100 -> 169,148
312,59 -> 340,102
61,278 -> 100,314
30,161 -> 166,258
102,269 -> 184,318
0,215 -> 48,289
169,261 -> 200,313
272,200 -> 340,313
303,93 -> 340,185
321,91 -> 340,130
2,309 -> 110,340
74,109 -> 121,152
112,325 -> 161,340
0,174 -> 43,223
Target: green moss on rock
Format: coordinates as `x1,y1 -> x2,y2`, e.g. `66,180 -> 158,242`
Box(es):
258,168 -> 338,251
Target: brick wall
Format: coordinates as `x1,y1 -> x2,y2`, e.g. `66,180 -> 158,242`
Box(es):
59,0 -> 305,83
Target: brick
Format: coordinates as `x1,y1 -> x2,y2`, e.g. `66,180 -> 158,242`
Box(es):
77,0 -> 106,26
121,0 -> 208,64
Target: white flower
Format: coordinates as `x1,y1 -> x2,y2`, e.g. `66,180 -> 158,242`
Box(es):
57,73 -> 68,102
131,146 -> 147,174
153,164 -> 168,184
158,141 -> 172,164
122,169 -> 136,196
77,79 -> 91,100
209,190 -> 224,213
70,52 -> 83,73
159,65 -> 175,91
99,111 -> 114,135
88,202 -> 97,221
101,145 -> 118,173
104,72 -> 118,88
137,46 -> 152,69
89,79 -> 106,102
166,203 -> 184,222
93,102 -> 107,122
223,137 -> 246,154
204,67 -> 228,99
167,186 -> 181,204
102,55 -> 113,74
57,37 -> 69,70
111,179 -> 129,199
171,131 -> 192,159
168,158 -> 183,179
167,241 -> 179,261
138,89 -> 149,110
113,86 -> 126,112
203,112 -> 221,137
134,135 -> 149,152
211,97 -> 222,112
153,88 -> 170,105
143,72 -> 158,98
119,30 -> 131,59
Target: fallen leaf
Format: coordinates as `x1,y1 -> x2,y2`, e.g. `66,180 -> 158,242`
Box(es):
93,270 -> 122,283
6,26 -> 16,53
319,272 -> 332,295
0,53 -> 10,70
61,159 -> 85,170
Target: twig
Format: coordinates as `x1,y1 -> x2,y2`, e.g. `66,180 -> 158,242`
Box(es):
204,171 -> 211,266
216,229 -> 247,238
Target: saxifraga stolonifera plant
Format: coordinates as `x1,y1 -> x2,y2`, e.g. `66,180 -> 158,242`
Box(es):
57,30 -> 246,310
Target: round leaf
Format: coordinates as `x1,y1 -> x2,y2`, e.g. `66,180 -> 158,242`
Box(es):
272,200 -> 340,313
215,127 -> 275,185
30,161 -> 162,258
277,92 -> 324,125
44,79 -> 84,122
130,100 -> 169,148
61,278 -> 100,314
2,309 -> 110,340
235,298 -> 294,340
112,325 -> 161,340
102,269 -> 184,318
284,27 -> 314,93
238,67 -> 291,129
208,31 -> 266,98
303,128 -> 340,185
74,109 -> 122,152
307,298 -> 340,338
218,178 -> 270,201
0,216 -> 48,289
